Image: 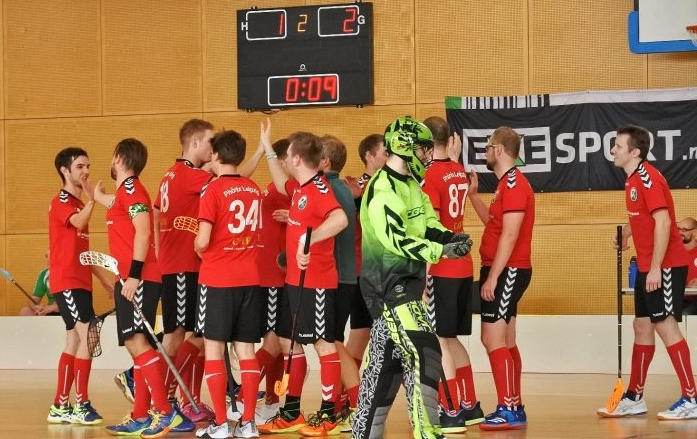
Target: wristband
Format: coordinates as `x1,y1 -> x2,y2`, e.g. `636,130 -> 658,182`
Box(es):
265,152 -> 278,160
129,260 -> 144,279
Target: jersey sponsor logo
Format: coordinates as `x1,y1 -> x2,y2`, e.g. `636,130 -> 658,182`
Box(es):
630,187 -> 638,202
406,206 -> 424,219
298,195 -> 308,210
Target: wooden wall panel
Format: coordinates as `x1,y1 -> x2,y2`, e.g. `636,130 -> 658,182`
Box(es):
4,114 -> 201,233
3,0 -> 101,118
648,53 -> 697,89
101,1 -> 202,115
0,3 -> 4,120
529,0 -> 646,93
0,121 -> 4,235
372,1 -> 415,105
415,0 -> 528,101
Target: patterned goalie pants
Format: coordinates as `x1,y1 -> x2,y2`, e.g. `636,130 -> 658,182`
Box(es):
352,300 -> 444,439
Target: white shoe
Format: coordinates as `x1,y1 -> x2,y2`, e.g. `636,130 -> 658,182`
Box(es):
227,400 -> 243,422
196,422 -> 232,439
255,403 -> 282,425
657,397 -> 697,420
232,420 -> 259,438
597,396 -> 648,418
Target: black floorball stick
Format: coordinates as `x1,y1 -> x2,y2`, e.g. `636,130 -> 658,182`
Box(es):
87,307 -> 117,357
224,343 -> 241,417
603,225 -> 625,413
274,226 -> 312,396
79,250 -> 200,414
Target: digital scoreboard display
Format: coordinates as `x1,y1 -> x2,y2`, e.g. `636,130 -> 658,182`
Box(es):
237,3 -> 373,110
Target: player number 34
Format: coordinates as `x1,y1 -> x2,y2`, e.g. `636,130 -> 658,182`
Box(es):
228,199 -> 260,233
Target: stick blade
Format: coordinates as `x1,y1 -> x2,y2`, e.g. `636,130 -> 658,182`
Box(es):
0,268 -> 12,280
604,378 -> 625,413
274,375 -> 289,396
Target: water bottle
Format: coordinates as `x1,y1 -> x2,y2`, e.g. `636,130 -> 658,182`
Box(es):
628,256 -> 638,288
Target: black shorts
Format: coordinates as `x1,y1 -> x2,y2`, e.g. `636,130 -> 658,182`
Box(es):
196,285 -> 262,343
334,283 -> 357,342
260,286 -> 283,336
635,266 -> 687,322
161,272 -> 199,333
425,275 -> 474,337
350,277 -> 373,330
479,266 -> 532,324
54,289 -> 95,330
114,280 -> 162,346
277,284 -> 336,344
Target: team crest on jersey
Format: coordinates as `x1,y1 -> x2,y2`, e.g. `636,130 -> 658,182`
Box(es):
298,195 -> 308,210
630,187 -> 638,202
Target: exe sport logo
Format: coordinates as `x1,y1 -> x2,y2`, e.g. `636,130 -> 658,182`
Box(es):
461,127 -> 691,173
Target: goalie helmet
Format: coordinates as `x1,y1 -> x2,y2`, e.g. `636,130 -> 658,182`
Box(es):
384,116 -> 434,184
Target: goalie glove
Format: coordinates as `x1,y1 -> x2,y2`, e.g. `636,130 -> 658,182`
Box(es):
441,237 -> 473,259
450,232 -> 471,243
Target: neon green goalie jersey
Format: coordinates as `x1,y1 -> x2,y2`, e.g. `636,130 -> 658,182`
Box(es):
359,166 -> 451,319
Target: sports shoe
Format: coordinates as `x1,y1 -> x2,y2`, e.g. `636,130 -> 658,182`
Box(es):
231,420 -> 260,438
461,401 -> 485,426
227,397 -> 242,422
47,403 -> 73,423
597,395 -> 648,418
183,401 -> 216,423
114,369 -> 135,403
255,402 -> 282,425
257,408 -> 307,433
439,406 -> 467,433
170,399 -> 196,432
336,407 -> 356,433
140,408 -> 183,439
657,396 -> 697,420
297,411 -> 340,437
479,405 -> 527,431
106,415 -> 151,436
70,400 -> 103,425
196,422 -> 232,438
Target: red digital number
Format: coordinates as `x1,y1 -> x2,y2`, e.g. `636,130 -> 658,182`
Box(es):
343,7 -> 357,33
285,77 -> 300,102
323,75 -> 337,100
278,12 -> 285,35
307,77 -> 322,101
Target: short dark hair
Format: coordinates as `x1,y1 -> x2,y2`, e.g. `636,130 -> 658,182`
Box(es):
114,138 -> 148,176
272,138 -> 290,159
54,147 -> 88,184
423,116 -> 450,145
358,133 -> 383,165
212,130 -> 246,166
616,125 -> 651,160
491,126 -> 521,157
179,119 -> 214,147
320,134 -> 347,172
288,132 -> 322,168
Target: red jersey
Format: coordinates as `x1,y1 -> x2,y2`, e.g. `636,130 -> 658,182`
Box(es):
198,175 -> 262,287
155,159 -> 211,274
48,190 -> 92,293
687,246 -> 697,285
257,182 -> 291,287
285,173 -> 341,289
625,161 -> 688,271
479,167 -> 535,268
354,172 -> 371,275
422,159 -> 474,278
106,177 -> 160,282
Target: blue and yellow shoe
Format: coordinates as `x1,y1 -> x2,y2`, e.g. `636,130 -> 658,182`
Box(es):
169,399 -> 195,432
479,404 -> 527,431
114,369 -> 135,403
140,408 -> 183,439
71,400 -> 103,425
47,403 -> 73,424
106,415 -> 151,436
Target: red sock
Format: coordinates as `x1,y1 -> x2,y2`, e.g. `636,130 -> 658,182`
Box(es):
667,339 -> 697,399
438,378 -> 459,410
188,354 -> 205,402
132,364 -> 150,419
509,345 -> 522,405
171,340 -> 200,397
488,347 -> 519,407
54,352 -> 75,406
456,365 -> 477,409
73,357 -> 92,404
335,391 -> 348,416
204,360 -> 228,426
240,358 -> 261,422
135,349 -> 170,413
345,385 -> 359,408
256,348 -> 275,380
627,344 -> 655,397
286,352 -> 307,398
265,354 -> 283,404
319,352 -> 341,403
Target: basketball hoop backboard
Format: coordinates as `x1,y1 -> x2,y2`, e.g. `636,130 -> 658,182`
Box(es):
628,0 -> 697,53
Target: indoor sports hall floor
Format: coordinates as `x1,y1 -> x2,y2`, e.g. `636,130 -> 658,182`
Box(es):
4,370 -> 697,439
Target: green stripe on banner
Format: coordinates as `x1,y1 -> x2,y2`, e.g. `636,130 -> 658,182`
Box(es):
445,96 -> 462,109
